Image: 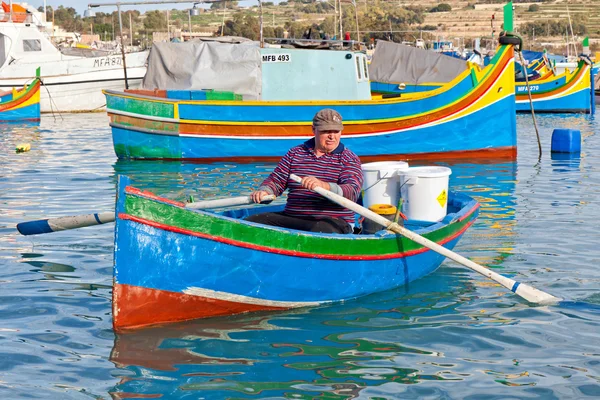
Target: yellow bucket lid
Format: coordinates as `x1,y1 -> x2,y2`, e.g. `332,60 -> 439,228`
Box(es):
368,203 -> 397,215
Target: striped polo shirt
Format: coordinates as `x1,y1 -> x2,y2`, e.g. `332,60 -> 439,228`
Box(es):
259,138 -> 363,223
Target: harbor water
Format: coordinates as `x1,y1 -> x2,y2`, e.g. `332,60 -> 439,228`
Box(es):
1,113 -> 599,399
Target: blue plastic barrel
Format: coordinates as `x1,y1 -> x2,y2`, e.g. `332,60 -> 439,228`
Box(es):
551,129 -> 581,153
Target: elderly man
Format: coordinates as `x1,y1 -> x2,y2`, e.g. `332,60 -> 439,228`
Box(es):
247,109 -> 363,234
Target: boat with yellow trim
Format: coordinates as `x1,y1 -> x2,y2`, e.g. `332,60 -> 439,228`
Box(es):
515,56 -> 594,114
103,39 -> 517,162
0,76 -> 40,121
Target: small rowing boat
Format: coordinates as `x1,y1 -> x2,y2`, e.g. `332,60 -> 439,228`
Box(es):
113,175 -> 480,332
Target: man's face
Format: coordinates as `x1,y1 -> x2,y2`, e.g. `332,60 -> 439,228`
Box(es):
314,128 -> 342,153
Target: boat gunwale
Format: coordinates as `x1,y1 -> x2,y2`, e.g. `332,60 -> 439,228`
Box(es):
118,185 -> 480,260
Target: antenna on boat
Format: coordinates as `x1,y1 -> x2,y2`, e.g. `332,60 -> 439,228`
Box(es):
338,0 -> 343,44
116,5 -> 129,89
352,0 -> 360,47
259,0 -> 264,48
566,2 -> 577,58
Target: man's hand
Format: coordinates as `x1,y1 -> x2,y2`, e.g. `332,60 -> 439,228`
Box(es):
301,176 -> 330,191
251,190 -> 270,204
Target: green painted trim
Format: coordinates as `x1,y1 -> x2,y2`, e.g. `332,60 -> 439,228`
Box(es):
113,143 -> 181,159
124,193 -> 474,257
504,2 -> 513,32
488,44 -> 507,67
106,94 -> 174,118
471,69 -> 478,86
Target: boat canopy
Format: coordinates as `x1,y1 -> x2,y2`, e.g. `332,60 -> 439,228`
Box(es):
369,40 -> 468,85
142,41 -> 263,99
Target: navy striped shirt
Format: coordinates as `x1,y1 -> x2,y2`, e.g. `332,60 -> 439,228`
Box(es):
259,138 -> 363,223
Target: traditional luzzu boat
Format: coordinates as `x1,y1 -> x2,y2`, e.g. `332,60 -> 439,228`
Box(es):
103,36 -> 517,162
515,57 -> 594,113
0,76 -> 40,121
113,176 -> 480,332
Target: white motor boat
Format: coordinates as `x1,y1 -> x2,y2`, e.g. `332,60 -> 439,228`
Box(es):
0,4 -> 148,113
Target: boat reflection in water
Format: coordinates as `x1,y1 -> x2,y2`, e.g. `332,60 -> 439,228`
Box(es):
108,160 -> 519,399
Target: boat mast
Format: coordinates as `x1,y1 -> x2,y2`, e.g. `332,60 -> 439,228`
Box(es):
566,2 -> 576,57
352,0 -> 359,45
259,0 -> 263,47
117,4 -> 129,89
339,0 -> 343,41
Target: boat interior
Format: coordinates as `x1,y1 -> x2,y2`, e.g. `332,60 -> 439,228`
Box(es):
213,193 -> 469,237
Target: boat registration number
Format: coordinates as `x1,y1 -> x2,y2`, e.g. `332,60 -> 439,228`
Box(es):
517,85 -> 539,92
93,57 -> 123,68
262,54 -> 291,63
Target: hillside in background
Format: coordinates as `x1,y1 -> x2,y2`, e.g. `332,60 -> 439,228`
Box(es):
179,0 -> 599,52
50,0 -> 600,53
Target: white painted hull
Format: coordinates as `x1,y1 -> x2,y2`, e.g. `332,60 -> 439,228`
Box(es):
43,68 -> 144,112
0,52 -> 149,112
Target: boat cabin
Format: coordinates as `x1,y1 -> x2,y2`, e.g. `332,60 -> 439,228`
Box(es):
139,41 -> 372,102
259,47 -> 371,101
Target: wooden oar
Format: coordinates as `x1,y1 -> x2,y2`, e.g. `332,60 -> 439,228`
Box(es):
17,195 -> 275,236
290,173 -> 560,305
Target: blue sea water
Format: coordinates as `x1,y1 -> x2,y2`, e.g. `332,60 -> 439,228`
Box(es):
1,113 -> 599,399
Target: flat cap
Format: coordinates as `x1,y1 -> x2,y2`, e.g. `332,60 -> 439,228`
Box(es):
312,109 -> 343,131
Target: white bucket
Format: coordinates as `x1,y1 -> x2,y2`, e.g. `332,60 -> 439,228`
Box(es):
361,161 -> 409,208
399,166 -> 452,222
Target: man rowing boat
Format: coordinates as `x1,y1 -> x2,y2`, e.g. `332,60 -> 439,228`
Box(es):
247,109 -> 363,234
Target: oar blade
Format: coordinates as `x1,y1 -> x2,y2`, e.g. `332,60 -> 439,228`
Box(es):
513,282 -> 561,304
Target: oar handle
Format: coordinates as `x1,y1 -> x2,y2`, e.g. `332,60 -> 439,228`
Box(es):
186,195 -> 275,209
289,174 -> 560,305
17,212 -> 115,236
16,194 -> 277,236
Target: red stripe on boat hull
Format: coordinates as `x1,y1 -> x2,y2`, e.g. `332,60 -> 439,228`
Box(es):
112,283 -> 288,332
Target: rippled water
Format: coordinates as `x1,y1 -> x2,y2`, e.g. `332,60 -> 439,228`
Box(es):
1,113 -> 599,399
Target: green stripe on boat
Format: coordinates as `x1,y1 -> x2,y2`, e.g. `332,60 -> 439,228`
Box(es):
107,95 -> 174,118
124,194 -> 474,257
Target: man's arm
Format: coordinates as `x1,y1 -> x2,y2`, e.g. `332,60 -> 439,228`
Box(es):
336,152 -> 363,201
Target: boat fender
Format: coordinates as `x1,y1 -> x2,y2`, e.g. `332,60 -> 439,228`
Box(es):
499,32 -> 522,52
382,93 -> 401,99
579,54 -> 593,66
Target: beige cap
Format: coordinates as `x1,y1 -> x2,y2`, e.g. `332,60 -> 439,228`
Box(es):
312,109 -> 343,131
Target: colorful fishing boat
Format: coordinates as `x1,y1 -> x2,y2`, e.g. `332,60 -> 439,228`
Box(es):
515,57 -> 594,113
113,175 -> 480,332
103,42 -> 516,162
0,77 -> 40,121
103,1 -> 518,162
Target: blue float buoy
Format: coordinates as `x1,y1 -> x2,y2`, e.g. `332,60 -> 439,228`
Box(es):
551,129 -> 581,154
